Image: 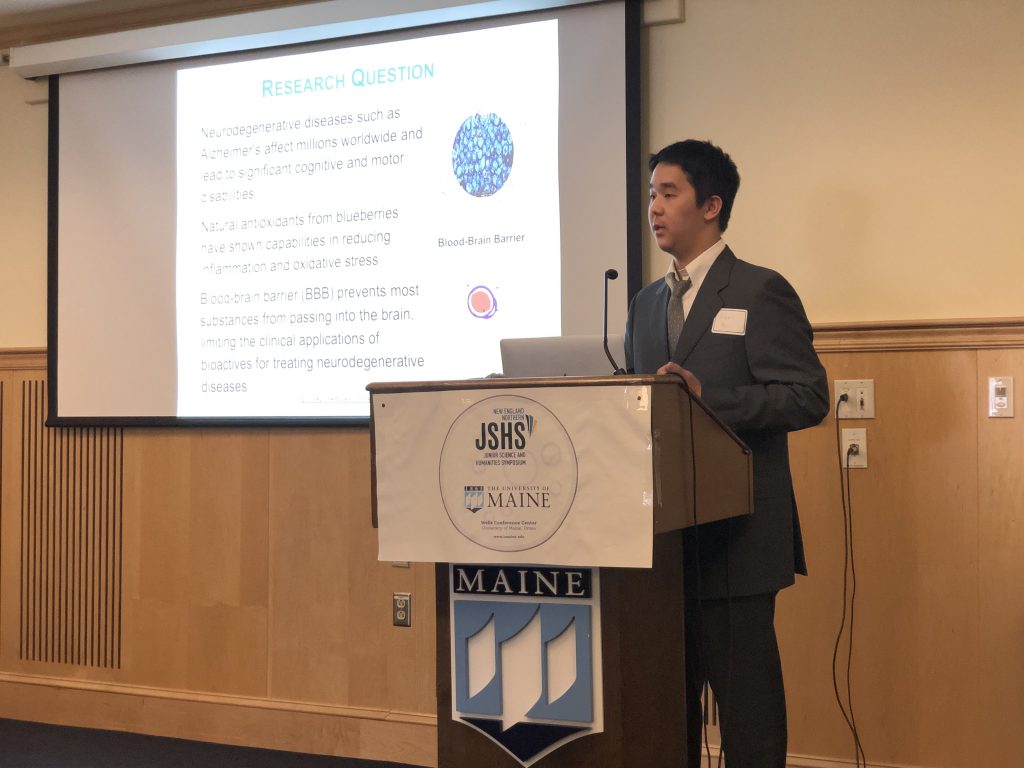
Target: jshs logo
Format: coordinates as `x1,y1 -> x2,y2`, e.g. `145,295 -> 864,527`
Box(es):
475,419 -> 531,450
450,565 -> 602,766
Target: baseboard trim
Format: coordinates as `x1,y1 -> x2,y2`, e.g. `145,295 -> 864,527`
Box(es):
0,672 -> 437,766
0,672 -> 940,768
703,744 -> 935,768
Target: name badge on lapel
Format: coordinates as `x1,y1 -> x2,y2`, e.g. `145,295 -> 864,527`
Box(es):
712,308 -> 747,336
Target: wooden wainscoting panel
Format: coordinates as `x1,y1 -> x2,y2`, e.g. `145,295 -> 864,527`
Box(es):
405,561 -> 438,715
121,429 -> 270,695
975,348 -> 1024,764
782,349 -> 982,767
0,379 -> 4,651
1,373 -> 22,665
18,380 -> 124,670
267,429 -> 436,719
121,429 -> 192,688
5,329 -> 1024,766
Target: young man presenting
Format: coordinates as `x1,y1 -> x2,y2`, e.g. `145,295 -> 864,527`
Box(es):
625,140 -> 829,767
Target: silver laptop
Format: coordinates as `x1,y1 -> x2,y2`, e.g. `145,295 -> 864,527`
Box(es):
500,334 -> 625,378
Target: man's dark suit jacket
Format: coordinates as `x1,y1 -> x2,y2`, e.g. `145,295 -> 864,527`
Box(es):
625,247 -> 829,599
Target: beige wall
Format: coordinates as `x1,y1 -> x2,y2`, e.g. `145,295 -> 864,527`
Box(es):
0,65 -> 47,347
646,0 -> 1024,322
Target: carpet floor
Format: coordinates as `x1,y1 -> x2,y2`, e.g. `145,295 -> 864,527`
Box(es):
0,718 -> 420,768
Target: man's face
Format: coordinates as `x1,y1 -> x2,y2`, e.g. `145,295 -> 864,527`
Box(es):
648,162 -> 717,264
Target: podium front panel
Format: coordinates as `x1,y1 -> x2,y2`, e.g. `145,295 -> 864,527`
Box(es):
372,384 -> 655,567
435,534 -> 688,768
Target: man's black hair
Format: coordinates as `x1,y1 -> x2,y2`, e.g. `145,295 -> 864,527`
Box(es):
649,139 -> 741,231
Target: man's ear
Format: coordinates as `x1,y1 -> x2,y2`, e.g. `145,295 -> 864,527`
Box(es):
703,195 -> 723,223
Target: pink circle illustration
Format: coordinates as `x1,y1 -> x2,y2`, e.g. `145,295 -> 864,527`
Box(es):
468,286 -> 497,319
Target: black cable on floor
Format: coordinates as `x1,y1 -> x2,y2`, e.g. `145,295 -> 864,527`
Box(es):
832,395 -> 867,767
844,444 -> 867,767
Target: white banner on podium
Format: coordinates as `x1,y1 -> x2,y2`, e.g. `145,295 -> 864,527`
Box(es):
373,385 -> 654,567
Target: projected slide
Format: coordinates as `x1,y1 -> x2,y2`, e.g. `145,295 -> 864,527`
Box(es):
176,20 -> 559,417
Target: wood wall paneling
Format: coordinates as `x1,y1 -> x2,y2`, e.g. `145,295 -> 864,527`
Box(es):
1,376 -> 16,665
784,348 -> 984,767
17,380 -> 124,671
267,430 -> 436,717
2,325 -> 1024,767
975,348 -> 1024,765
0,379 -> 4,659
123,429 -> 270,695
0,353 -> 437,764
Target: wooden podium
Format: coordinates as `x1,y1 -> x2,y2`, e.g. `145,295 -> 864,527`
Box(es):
368,375 -> 751,768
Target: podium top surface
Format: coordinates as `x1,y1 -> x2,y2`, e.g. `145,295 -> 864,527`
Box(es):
366,374 -> 747,453
368,373 -> 659,392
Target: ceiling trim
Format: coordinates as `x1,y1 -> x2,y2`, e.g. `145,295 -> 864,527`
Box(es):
0,1 -> 313,51
8,0 -> 585,77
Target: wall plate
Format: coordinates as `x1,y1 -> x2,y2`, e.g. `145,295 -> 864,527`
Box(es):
988,376 -> 1014,418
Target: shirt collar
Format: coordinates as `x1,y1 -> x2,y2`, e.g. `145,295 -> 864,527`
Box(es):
666,239 -> 726,288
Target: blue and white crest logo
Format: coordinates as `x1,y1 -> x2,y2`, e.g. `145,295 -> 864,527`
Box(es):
464,485 -> 485,513
450,565 -> 603,766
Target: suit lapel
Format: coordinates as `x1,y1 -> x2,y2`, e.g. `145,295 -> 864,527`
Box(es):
671,248 -> 736,364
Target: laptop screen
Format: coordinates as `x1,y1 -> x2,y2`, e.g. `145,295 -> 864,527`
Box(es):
500,335 -> 625,378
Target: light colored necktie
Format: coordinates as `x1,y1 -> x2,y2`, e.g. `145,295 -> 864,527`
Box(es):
666,270 -> 691,353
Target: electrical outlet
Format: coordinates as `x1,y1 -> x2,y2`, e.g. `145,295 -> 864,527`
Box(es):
835,379 -> 875,419
841,428 -> 867,468
393,592 -> 412,627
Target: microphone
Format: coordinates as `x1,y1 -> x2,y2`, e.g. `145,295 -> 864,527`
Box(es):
603,268 -> 625,375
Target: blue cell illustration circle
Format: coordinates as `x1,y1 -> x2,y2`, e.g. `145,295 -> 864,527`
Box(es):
452,113 -> 514,197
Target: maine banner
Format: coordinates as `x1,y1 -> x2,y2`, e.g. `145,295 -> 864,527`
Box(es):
373,384 -> 654,567
449,564 -> 603,766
